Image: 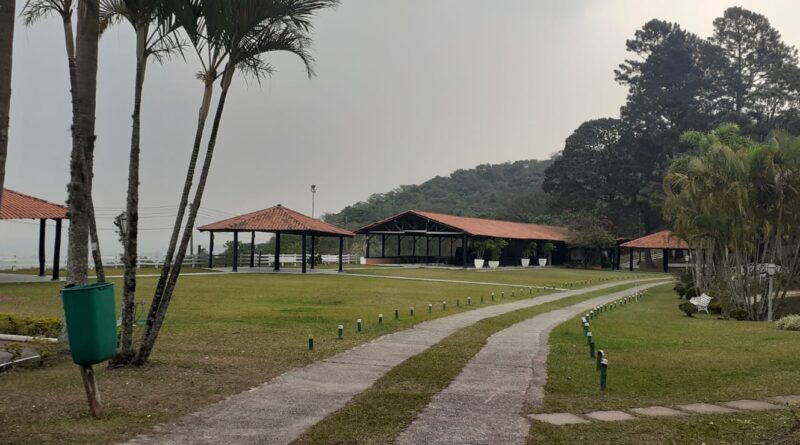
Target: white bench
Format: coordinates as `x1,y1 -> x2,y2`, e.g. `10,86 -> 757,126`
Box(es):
689,293 -> 713,314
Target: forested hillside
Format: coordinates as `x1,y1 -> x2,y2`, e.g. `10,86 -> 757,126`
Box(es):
324,160 -> 552,229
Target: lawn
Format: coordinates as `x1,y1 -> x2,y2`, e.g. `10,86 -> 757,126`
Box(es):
1,266 -> 217,276
0,268 -> 632,445
529,283 -> 800,444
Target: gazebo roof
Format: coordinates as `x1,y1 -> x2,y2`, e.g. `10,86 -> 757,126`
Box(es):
0,189 -> 68,220
356,210 -> 570,241
620,230 -> 688,249
198,204 -> 354,237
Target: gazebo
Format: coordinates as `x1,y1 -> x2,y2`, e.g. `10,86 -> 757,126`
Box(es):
197,205 -> 355,273
0,189 -> 67,280
620,230 -> 689,272
355,210 -> 570,267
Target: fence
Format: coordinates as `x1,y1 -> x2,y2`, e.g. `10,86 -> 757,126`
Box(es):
207,252 -> 355,268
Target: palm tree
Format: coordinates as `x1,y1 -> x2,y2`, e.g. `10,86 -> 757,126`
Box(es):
135,0 -> 338,365
98,0 -> 182,363
23,0 -> 108,282
0,0 -> 14,210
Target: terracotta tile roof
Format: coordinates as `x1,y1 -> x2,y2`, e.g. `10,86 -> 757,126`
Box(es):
197,205 -> 354,237
357,210 -> 570,241
621,230 -> 688,249
0,189 -> 68,220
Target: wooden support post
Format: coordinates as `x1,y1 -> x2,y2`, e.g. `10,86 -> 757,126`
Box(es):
208,232 -> 214,268
79,365 -> 102,417
52,219 -> 62,281
450,237 -> 454,257
365,235 -> 371,259
412,236 -> 416,257
232,231 -> 239,272
438,237 -> 442,257
38,219 -> 46,276
338,236 -> 344,272
629,247 -> 634,271
310,235 -> 316,269
381,234 -> 386,258
274,232 -> 281,271
426,236 -> 430,257
462,234 -> 468,268
249,231 -> 255,268
301,234 -> 307,274
662,248 -> 669,273
397,235 -> 401,257
615,245 -> 621,270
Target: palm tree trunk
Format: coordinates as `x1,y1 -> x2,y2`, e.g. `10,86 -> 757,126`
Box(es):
67,0 -> 99,285
116,26 -> 147,362
135,67 -> 233,365
0,0 -> 14,209
61,9 -> 105,284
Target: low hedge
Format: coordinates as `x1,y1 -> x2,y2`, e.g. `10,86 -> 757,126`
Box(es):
0,313 -> 63,338
776,314 -> 800,331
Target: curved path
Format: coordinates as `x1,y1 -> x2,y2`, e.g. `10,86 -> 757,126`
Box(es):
123,278 -> 665,445
395,281 -> 669,445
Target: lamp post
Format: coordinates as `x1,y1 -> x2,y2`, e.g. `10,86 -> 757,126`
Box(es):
767,263 -> 777,322
684,253 -> 690,269
115,212 -> 128,240
310,185 -> 317,218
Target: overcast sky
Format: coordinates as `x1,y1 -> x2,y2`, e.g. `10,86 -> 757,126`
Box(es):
3,0 -> 800,261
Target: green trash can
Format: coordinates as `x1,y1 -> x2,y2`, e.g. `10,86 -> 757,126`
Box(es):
61,282 -> 117,366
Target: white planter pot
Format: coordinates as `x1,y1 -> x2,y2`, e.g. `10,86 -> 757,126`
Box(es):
538,258 -> 548,267
474,259 -> 485,269
359,257 -> 367,265
488,260 -> 500,269
521,258 -> 530,267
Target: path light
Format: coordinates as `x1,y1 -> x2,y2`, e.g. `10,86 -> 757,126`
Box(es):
308,335 -> 314,350
586,331 -> 593,346
428,303 -> 432,314
596,349 -> 604,370
502,292 -> 505,299
600,358 -> 609,390
395,309 -> 399,320
481,296 -> 484,304
589,340 -> 595,358
529,287 -> 533,295
491,293 -> 495,302
511,291 -> 515,298
457,299 -> 460,307
583,322 -> 589,335
442,301 -> 447,311
468,297 -> 472,305
379,314 -> 383,325
338,325 -> 343,339
357,319 -> 362,333
410,306 -> 414,317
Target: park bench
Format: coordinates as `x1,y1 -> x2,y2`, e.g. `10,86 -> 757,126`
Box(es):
689,293 -> 713,314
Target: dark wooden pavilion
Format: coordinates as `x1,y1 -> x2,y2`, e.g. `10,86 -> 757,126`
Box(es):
197,205 -> 354,273
0,189 -> 67,280
355,210 -> 570,268
620,230 -> 689,272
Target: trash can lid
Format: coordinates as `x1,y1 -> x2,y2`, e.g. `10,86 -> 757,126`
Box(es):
61,281 -> 114,294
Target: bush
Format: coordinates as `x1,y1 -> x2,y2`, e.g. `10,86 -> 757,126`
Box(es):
707,299 -> 723,315
0,313 -> 63,338
776,315 -> 800,331
728,309 -> 749,321
679,302 -> 698,317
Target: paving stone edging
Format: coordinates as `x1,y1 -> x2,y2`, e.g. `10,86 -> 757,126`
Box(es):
529,395 -> 800,425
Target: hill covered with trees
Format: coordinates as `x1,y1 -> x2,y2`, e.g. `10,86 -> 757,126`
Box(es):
324,159 -> 552,229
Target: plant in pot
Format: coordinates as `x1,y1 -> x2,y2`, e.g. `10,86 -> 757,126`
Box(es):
472,240 -> 488,269
520,241 -> 536,267
486,239 -> 508,269
540,242 -> 556,266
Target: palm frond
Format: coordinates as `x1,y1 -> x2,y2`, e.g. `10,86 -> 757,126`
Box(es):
21,0 -> 72,26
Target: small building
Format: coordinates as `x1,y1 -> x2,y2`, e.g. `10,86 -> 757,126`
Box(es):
198,204 -> 354,273
620,230 -> 689,272
0,188 -> 67,280
355,210 -> 570,267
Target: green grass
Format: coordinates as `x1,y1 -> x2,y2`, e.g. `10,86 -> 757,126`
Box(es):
0,268 -> 628,445
529,283 -> 800,444
0,266 -> 216,276
294,283 -> 642,445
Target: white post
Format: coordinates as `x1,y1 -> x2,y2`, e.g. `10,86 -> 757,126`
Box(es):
768,275 -> 774,322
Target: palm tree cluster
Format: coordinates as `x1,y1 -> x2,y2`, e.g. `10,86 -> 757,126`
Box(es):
664,124 -> 800,320
22,0 -> 338,365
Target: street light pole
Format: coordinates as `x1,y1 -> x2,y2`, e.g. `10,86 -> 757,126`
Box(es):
767,263 -> 776,322
310,184 -> 317,218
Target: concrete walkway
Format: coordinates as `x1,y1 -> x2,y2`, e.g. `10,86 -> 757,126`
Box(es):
0,273 -> 57,284
529,395 -> 800,425
123,278 -> 667,445
395,281 -> 668,445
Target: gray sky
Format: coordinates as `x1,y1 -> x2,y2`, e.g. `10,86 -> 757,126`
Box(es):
4,0 -> 800,260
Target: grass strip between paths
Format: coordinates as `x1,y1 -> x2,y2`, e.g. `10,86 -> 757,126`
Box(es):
292,283 -> 642,445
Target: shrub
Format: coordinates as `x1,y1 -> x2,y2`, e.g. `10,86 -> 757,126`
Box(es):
0,313 -> 63,338
679,302 -> 698,317
707,299 -> 723,315
728,309 -> 749,321
776,315 -> 800,331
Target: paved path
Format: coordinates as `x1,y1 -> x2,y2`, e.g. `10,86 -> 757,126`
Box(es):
528,395 -> 800,425
0,273 -> 56,284
123,278 -> 666,445
395,281 -> 668,445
